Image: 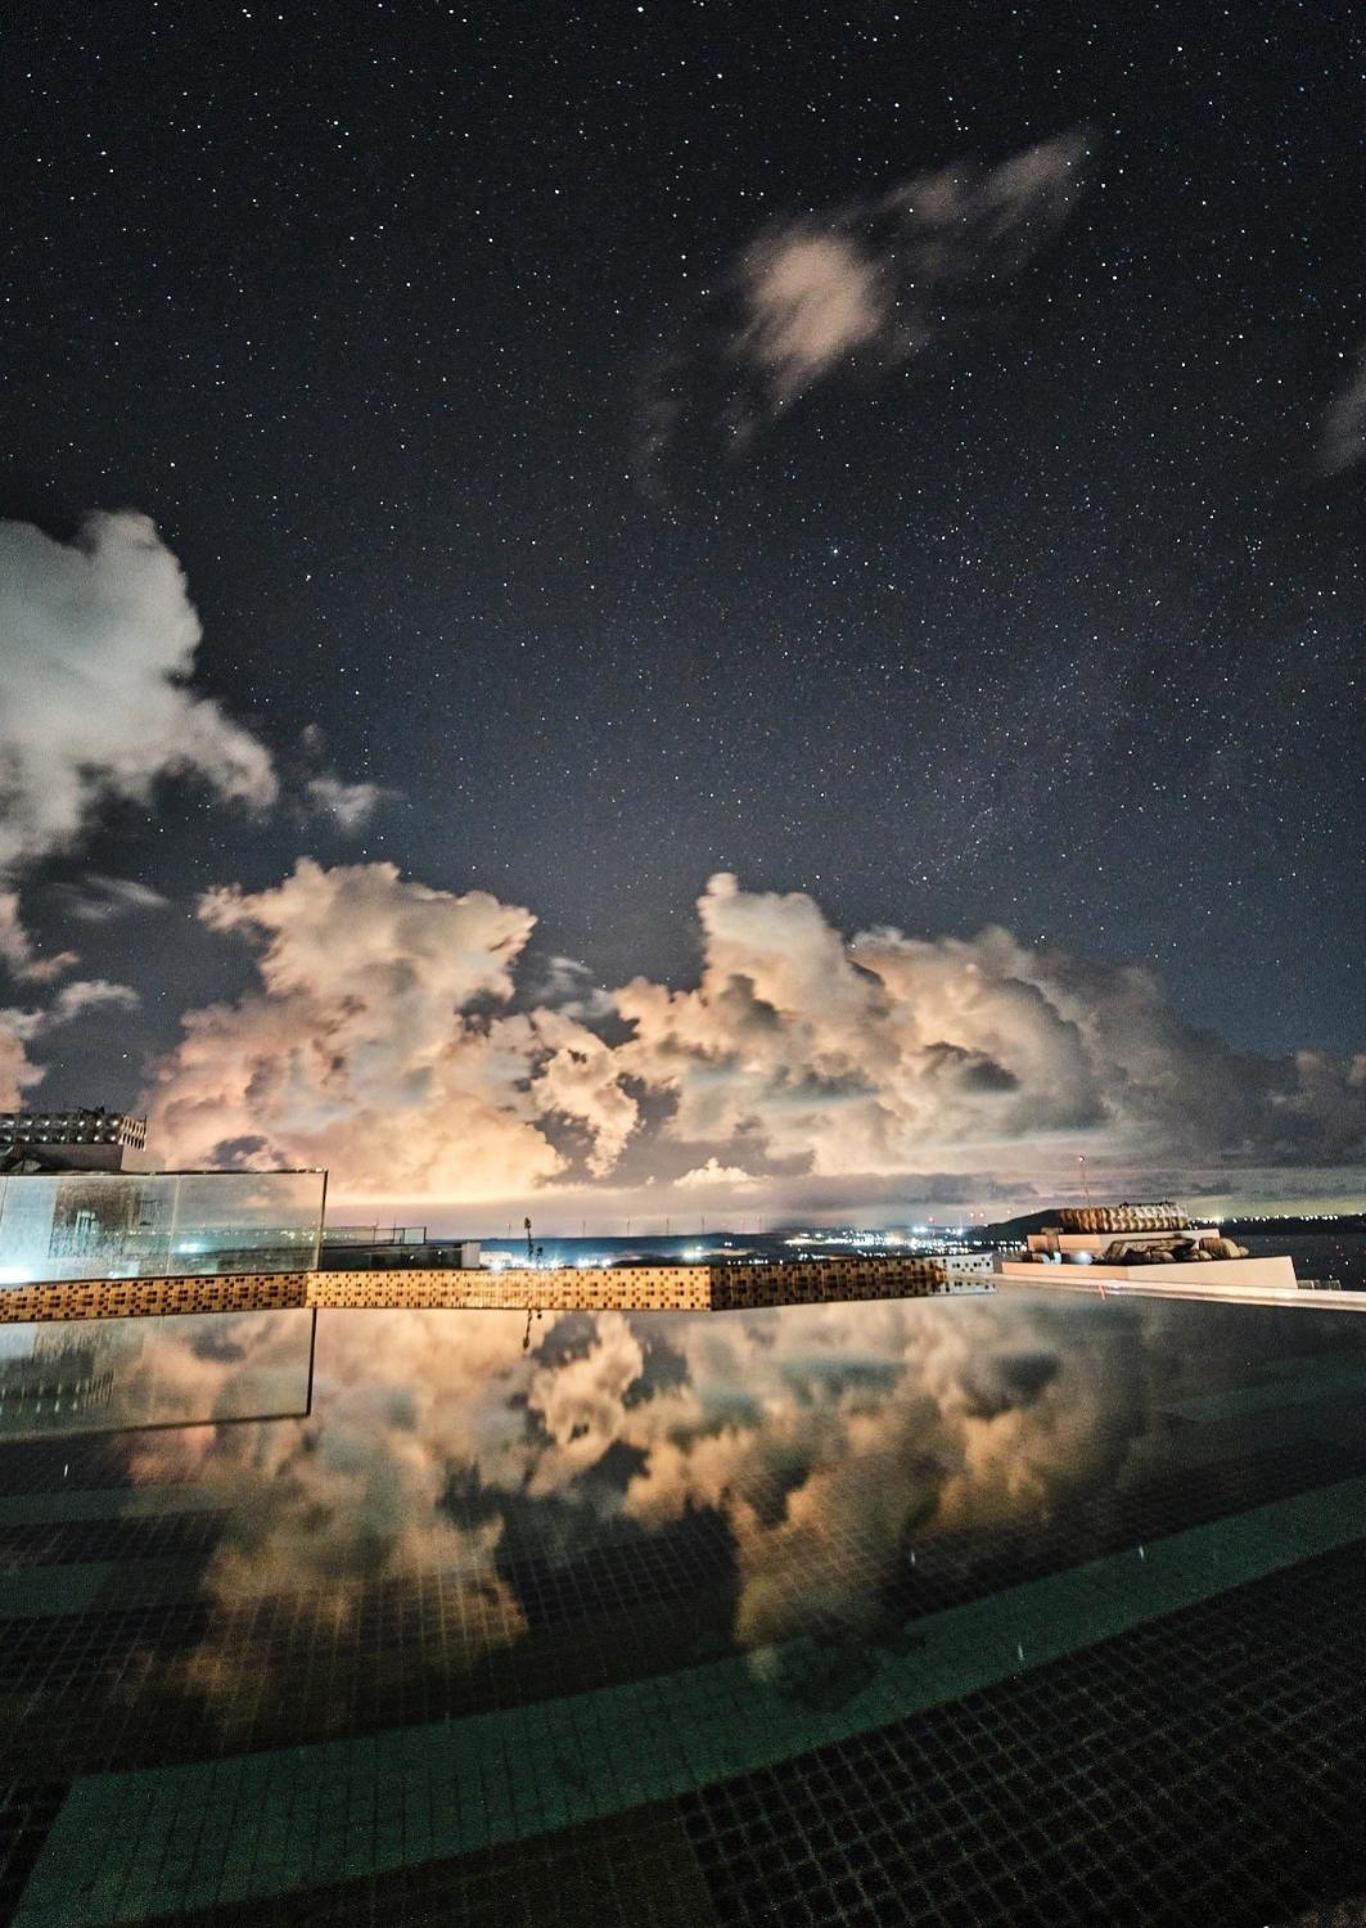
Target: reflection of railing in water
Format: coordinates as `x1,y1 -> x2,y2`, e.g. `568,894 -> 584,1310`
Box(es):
0,1362 -> 117,1418
0,1256 -> 985,1322
998,1271 -> 1366,1312
0,1306 -> 320,1439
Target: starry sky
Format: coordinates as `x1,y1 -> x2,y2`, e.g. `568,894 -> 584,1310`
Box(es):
2,2 -> 1363,1220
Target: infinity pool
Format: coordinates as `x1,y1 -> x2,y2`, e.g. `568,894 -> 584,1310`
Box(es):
4,1286 -> 1366,1925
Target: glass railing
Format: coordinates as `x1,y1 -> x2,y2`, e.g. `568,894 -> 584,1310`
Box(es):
0,1169 -> 326,1283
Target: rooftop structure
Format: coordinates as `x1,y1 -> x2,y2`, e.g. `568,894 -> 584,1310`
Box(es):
1056,1201 -> 1190,1234
997,1199 -> 1297,1292
0,1108 -> 147,1149
0,1107 -> 150,1174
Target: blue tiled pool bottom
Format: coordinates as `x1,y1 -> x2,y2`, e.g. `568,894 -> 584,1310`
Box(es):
4,1290 -> 1366,1924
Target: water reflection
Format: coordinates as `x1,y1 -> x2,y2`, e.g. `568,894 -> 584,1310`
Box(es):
0,1308 -> 314,1437
105,1298 -> 1214,1714
74,1291 -> 1361,1741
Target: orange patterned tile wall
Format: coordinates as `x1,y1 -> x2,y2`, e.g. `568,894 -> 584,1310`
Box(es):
0,1255 -> 951,1323
305,1267 -> 714,1313
709,1256 -> 946,1308
0,1272 -> 311,1323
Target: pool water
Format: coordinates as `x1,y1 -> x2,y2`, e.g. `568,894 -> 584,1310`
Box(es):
4,1287 -> 1366,1925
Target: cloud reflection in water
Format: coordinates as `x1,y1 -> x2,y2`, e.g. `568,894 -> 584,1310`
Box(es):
127,1297 -> 1160,1726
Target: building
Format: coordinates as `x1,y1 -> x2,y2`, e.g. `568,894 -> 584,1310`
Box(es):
0,1108 -> 149,1173
995,1201 -> 1297,1292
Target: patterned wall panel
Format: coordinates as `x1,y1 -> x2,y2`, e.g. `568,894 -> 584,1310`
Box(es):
0,1255 -> 951,1322
709,1256 -> 947,1308
0,1272 -> 311,1323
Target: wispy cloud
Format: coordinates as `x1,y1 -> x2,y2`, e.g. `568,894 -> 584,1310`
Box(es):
532,954 -> 615,1019
640,128 -> 1091,489
44,978 -> 141,1025
57,873 -> 172,924
1320,343 -> 1366,474
304,774 -> 392,832
0,890 -> 77,984
4,977 -> 140,1040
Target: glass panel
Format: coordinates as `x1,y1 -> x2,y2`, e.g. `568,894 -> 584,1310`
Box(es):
0,1308 -> 315,1437
169,1171 -> 325,1275
0,1170 -> 325,1282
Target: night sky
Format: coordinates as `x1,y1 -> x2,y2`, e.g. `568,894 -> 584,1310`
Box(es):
2,2 -> 1363,1221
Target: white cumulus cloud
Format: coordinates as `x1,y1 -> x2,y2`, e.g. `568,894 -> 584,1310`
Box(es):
676,1157 -> 759,1190
0,510 -> 277,877
140,861 -> 1364,1208
142,858 -> 638,1198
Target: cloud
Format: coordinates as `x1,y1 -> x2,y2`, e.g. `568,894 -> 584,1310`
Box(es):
1320,344 -> 1366,475
296,727 -> 399,833
143,857 -> 636,1197
640,128 -> 1090,487
525,1004 -> 643,1175
532,954 -> 615,1018
44,978 -> 142,1025
56,873 -> 171,924
141,861 -> 1363,1206
0,511 -> 277,878
0,1024 -> 43,1108
612,874 -> 1366,1176
0,890 -> 77,983
739,231 -> 889,408
0,975 -> 138,1106
3,975 -> 139,1043
304,774 -> 391,832
676,1157 -> 759,1190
